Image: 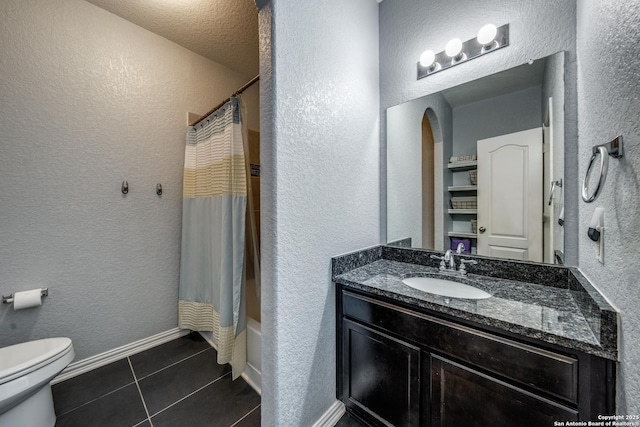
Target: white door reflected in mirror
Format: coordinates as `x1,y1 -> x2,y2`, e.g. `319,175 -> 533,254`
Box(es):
477,128 -> 543,262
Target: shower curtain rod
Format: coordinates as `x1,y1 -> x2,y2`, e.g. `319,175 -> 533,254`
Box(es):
189,75 -> 260,127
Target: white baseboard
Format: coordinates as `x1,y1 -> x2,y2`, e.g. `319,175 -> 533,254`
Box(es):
311,400 -> 346,427
52,328 -> 190,385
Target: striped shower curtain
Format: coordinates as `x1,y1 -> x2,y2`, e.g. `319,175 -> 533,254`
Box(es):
179,97 -> 246,378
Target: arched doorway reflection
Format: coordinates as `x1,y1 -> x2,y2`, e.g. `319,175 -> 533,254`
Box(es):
422,108 -> 443,250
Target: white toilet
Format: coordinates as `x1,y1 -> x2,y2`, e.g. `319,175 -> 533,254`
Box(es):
0,338 -> 74,427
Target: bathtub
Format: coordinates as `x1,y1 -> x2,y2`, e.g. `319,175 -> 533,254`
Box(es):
242,317 -> 261,395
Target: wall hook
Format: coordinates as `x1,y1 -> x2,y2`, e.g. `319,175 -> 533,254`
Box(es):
156,183 -> 162,196
122,181 -> 129,194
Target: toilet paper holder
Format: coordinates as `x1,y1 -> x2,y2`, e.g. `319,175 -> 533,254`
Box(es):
2,288 -> 48,304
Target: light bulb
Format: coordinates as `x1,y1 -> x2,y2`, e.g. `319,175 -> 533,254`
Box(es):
477,24 -> 497,45
445,38 -> 463,58
419,50 -> 436,67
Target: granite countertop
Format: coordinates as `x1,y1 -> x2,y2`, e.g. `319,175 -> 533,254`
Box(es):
333,246 -> 619,360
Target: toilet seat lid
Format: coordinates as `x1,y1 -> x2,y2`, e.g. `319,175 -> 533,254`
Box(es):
0,338 -> 73,383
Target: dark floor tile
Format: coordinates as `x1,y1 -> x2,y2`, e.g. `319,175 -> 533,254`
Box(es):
55,383 -> 148,427
232,405 -> 260,427
129,332 -> 210,379
133,422 -> 151,427
52,358 -> 135,416
151,376 -> 260,427
138,348 -> 231,415
336,412 -> 368,427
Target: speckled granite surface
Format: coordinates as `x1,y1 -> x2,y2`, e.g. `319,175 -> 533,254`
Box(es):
332,246 -> 619,360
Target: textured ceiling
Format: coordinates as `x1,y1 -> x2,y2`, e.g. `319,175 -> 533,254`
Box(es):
85,0 -> 259,77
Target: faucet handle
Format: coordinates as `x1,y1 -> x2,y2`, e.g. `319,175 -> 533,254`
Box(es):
458,259 -> 478,275
430,254 -> 447,270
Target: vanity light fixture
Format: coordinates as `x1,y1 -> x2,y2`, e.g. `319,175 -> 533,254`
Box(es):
417,23 -> 509,79
419,49 -> 441,72
445,38 -> 465,63
477,24 -> 498,51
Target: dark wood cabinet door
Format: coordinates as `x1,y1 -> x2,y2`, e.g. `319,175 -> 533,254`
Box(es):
430,355 -> 578,427
342,319 -> 421,427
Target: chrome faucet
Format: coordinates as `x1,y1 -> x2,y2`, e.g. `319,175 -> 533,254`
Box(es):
431,250 -> 457,271
443,249 -> 456,270
431,249 -> 479,275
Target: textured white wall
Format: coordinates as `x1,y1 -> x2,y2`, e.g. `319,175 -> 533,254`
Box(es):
260,0 -> 380,425
576,0 -> 640,414
379,0 -> 575,109
0,0 -> 249,360
379,0 -> 578,264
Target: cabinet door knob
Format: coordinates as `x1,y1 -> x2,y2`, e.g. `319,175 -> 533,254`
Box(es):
479,226 -> 486,233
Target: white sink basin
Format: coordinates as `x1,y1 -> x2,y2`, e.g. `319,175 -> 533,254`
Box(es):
402,277 -> 492,300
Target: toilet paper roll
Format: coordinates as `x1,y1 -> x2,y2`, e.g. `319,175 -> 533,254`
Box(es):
13,289 -> 43,310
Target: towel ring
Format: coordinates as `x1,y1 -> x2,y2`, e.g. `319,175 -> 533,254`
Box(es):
581,136 -> 623,203
582,146 -> 608,203
548,179 -> 563,206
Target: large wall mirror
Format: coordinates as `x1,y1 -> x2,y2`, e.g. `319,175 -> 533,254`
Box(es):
387,52 -> 566,265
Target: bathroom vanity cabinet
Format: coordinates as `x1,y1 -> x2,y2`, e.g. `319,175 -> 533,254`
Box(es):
336,285 -> 615,427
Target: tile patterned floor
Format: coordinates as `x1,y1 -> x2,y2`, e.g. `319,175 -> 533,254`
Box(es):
52,333 -> 260,427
